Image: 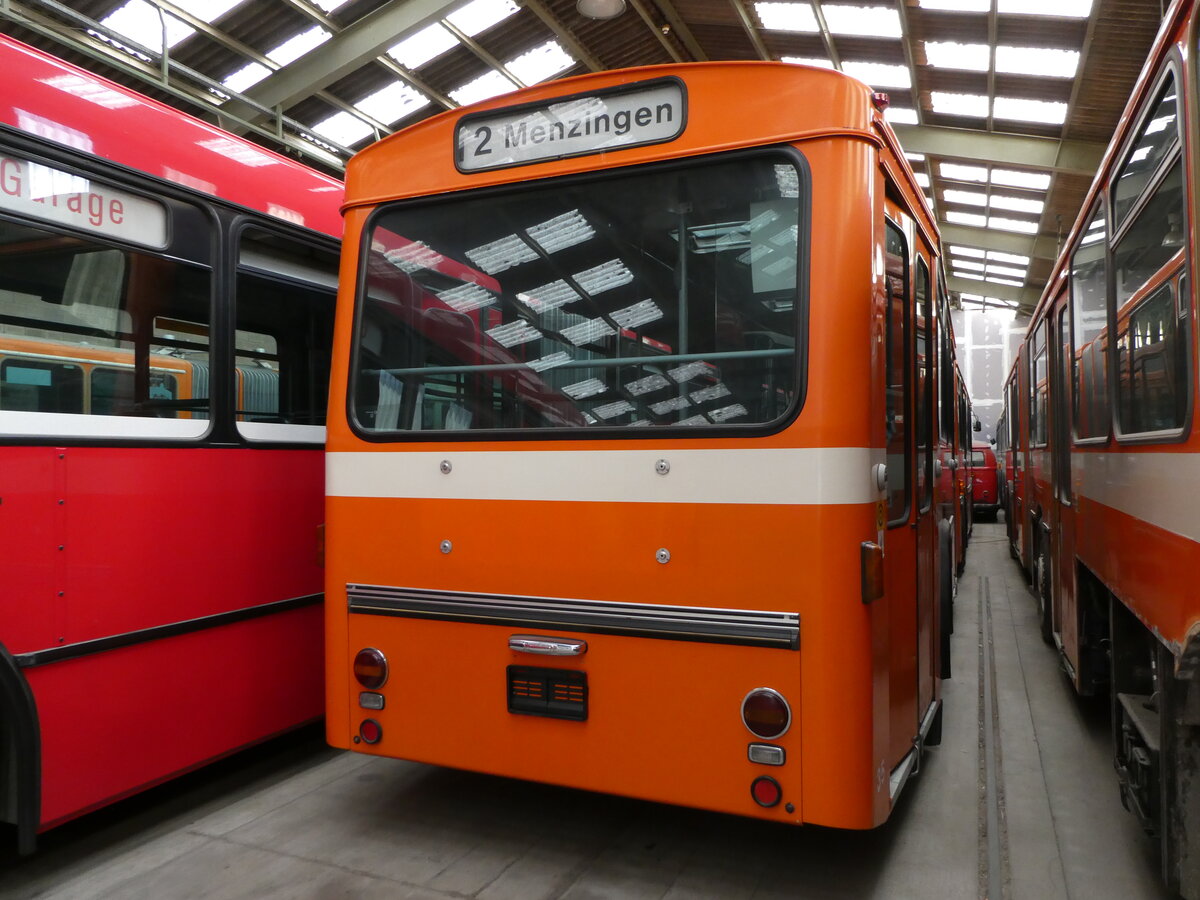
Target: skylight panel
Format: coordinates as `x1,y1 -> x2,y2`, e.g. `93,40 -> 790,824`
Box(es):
354,82 -> 430,125
755,3 -> 819,32
387,24 -> 458,70
223,62 -> 271,94
954,259 -> 986,272
506,41 -> 575,85
528,210 -> 594,253
931,92 -> 989,117
924,42 -> 990,72
944,189 -> 987,207
954,271 -> 984,280
919,0 -> 989,9
905,152 -> 926,162
841,61 -> 911,89
947,211 -> 987,227
989,216 -> 1038,234
450,71 -> 516,106
447,0 -> 520,36
988,251 -> 1031,265
886,107 -> 918,124
914,172 -> 930,188
985,276 -> 1023,286
267,26 -> 331,66
949,245 -> 986,259
996,46 -> 1079,79
940,162 -> 988,182
173,0 -> 246,20
823,5 -> 902,38
782,56 -> 836,69
990,168 -> 1051,190
986,264 -> 1027,279
100,0 -> 192,53
997,0 -> 1092,15
310,111 -> 375,147
993,96 -> 1067,125
990,194 -> 1045,215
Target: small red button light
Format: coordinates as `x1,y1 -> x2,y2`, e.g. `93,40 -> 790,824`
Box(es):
359,718 -> 382,745
751,776 -> 782,808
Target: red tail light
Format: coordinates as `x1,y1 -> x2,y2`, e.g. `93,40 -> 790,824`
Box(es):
751,776 -> 782,807
359,718 -> 382,745
353,647 -> 388,689
742,688 -> 791,739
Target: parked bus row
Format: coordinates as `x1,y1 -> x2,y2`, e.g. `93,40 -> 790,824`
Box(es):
999,0 -> 1200,895
0,33 -> 974,852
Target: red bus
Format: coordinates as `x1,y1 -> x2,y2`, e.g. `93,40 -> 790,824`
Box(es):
325,61 -> 966,829
0,34 -> 342,851
1002,0 -> 1200,893
969,441 -> 999,521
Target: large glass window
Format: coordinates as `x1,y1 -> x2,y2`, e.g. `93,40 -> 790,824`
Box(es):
1113,76 -> 1179,229
0,217 -> 211,432
885,221 -> 910,525
351,153 -> 802,434
235,229 -> 337,441
1116,281 -> 1187,434
1031,321 -> 1048,447
915,258 -> 932,511
1071,204 -> 1108,440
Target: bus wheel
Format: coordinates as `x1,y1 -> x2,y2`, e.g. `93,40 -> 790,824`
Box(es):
940,532 -> 953,679
1035,541 -> 1053,645
1157,641 -> 1200,898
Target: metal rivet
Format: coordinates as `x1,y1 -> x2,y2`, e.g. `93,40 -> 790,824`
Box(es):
352,735 -> 361,744
785,802 -> 795,814
440,540 -> 453,554
656,548 -> 671,564
58,499 -> 65,505
440,460 -> 452,474
57,591 -> 64,597
655,459 -> 670,475
57,545 -> 64,551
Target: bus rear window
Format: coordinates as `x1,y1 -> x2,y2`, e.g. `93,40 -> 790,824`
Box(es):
351,153 -> 804,434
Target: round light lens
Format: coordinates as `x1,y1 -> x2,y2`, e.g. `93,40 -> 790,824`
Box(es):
359,718 -> 382,745
742,688 -> 791,739
353,647 -> 388,690
751,775 -> 782,808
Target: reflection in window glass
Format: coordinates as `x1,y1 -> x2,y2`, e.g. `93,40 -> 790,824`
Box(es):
236,230 -> 337,428
970,451 -> 986,466
1117,283 -> 1186,433
0,218 -> 211,419
352,155 -> 801,433
1031,323 -> 1048,446
885,222 -> 909,524
1114,159 -> 1185,311
1114,76 -> 1179,229
1071,204 -> 1108,439
915,259 -> 932,511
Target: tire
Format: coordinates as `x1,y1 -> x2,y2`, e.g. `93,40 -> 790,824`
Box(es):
925,701 -> 943,747
1035,538 -> 1053,645
940,532 -> 954,679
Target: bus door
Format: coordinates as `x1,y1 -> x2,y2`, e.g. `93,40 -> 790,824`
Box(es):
914,251 -> 937,709
1050,293 -> 1076,653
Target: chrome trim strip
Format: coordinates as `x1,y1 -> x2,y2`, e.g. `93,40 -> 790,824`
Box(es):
347,584 -> 799,650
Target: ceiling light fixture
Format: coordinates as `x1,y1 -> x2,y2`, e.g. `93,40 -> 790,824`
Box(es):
577,0 -> 626,19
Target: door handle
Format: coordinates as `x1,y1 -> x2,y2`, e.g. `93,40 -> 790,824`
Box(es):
509,635 -> 588,656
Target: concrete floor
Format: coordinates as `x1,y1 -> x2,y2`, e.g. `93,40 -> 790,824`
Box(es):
0,521 -> 1175,899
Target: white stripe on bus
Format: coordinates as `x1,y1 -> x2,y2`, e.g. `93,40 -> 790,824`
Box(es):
327,447 -> 883,505
1076,452 -> 1200,545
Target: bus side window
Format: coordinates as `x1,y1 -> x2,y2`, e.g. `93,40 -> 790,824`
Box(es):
235,228 -> 337,433
884,220 -> 910,525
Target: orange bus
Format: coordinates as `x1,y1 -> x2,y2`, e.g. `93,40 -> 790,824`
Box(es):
325,61 -> 964,828
1002,0 -> 1200,893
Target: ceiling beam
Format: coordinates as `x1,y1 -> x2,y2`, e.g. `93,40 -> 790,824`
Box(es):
892,123 -> 1105,177
629,0 -> 685,63
219,0 -> 460,126
653,0 -> 708,61
946,274 -> 1042,308
522,0 -> 605,71
728,0 -> 772,61
938,223 -> 1060,261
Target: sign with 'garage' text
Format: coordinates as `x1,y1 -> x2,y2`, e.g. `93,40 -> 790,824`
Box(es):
455,78 -> 687,173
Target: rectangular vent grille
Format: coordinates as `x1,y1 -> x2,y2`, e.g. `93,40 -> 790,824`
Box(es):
507,666 -> 587,721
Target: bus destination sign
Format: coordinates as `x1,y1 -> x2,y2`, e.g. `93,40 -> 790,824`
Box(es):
456,79 -> 686,173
